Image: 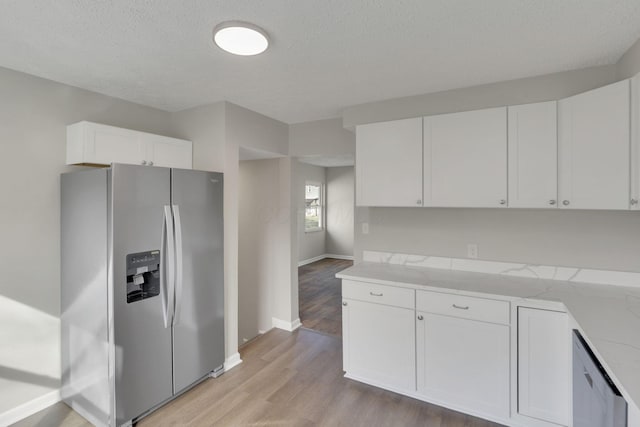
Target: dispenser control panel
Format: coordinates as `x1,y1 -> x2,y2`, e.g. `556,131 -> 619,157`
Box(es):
126,250 -> 160,303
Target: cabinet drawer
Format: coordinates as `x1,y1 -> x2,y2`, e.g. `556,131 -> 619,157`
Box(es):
342,280 -> 414,309
416,291 -> 509,325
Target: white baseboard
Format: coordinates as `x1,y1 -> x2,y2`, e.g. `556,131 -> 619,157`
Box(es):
0,389 -> 61,426
224,352 -> 243,371
272,317 -> 302,332
298,254 -> 353,266
325,254 -> 354,261
298,254 -> 327,266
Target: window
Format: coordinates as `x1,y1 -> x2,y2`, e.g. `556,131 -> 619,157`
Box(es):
305,183 -> 323,232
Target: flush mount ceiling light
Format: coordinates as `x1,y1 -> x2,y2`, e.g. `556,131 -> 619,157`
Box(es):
213,21 -> 269,56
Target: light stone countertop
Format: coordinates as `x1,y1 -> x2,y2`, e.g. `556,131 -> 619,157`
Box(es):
336,262 -> 640,409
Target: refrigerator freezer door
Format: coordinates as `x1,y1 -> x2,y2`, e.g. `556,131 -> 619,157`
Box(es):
111,164 -> 174,425
171,169 -> 225,393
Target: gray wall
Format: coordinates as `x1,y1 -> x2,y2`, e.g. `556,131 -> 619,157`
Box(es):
326,167 -> 354,257
224,103 -> 297,338
289,118 -> 355,157
296,162 -> 327,262
343,65 -> 618,129
618,37 -> 640,79
238,158 -> 287,344
356,208 -> 640,271
0,66 -> 173,417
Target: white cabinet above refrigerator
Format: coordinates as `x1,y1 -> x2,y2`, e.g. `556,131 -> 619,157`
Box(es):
66,121 -> 193,169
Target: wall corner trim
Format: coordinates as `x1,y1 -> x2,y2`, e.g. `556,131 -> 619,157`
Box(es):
0,388 -> 61,426
272,317 -> 302,332
224,353 -> 243,371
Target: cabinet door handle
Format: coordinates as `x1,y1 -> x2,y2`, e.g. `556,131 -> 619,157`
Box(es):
141,160 -> 147,165
631,199 -> 638,206
342,301 -> 348,306
416,199 -> 422,205
369,292 -> 383,297
549,199 -> 556,205
499,199 -> 506,205
417,315 -> 424,320
452,304 -> 469,310
148,161 -> 154,166
562,200 -> 570,206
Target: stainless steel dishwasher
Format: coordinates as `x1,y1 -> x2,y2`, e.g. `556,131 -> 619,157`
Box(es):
573,330 -> 627,427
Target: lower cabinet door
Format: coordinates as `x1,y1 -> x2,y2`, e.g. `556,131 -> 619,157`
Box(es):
518,307 -> 569,426
416,312 -> 510,420
342,298 -> 415,392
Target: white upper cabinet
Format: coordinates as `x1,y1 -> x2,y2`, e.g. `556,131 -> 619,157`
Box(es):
424,107 -> 508,208
631,75 -> 640,210
508,102 -> 558,208
67,121 -> 193,169
142,134 -> 193,169
356,118 -> 423,207
558,80 -> 630,210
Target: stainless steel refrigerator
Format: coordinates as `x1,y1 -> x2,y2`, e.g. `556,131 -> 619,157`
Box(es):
61,163 -> 225,427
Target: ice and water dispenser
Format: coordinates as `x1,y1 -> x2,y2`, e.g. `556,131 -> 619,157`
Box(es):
126,250 -> 160,303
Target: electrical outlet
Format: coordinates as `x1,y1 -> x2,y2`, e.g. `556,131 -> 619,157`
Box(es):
467,243 -> 478,259
362,222 -> 369,234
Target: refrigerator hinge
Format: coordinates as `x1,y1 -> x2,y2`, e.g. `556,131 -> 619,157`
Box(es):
209,364 -> 225,379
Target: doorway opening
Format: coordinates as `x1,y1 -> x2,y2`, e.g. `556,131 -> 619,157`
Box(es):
296,157 -> 354,337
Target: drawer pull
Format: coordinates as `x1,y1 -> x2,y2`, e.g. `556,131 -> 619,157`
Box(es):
452,304 -> 469,310
369,292 -> 383,297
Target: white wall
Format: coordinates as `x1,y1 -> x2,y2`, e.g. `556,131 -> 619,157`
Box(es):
296,162 -> 327,263
326,167 -> 354,257
0,66 -> 173,420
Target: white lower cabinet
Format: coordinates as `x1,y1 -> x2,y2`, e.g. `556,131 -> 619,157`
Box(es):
341,279 -> 574,427
416,311 -> 510,421
517,307 -> 570,426
342,296 -> 416,392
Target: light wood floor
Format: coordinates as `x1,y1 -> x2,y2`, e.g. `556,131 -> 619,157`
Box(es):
14,328 -> 503,427
298,258 -> 353,336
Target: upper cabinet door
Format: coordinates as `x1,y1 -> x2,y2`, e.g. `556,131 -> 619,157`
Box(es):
508,102 -> 558,208
558,80 -> 630,210
631,75 -> 640,210
67,121 -> 145,166
144,134 -> 193,169
356,118 -> 423,207
424,107 -> 507,208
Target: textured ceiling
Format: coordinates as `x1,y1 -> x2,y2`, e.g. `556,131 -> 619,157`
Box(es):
1,1 -> 640,123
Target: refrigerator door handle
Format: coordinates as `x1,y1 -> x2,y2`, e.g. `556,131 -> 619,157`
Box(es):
163,205 -> 176,327
172,205 -> 184,326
